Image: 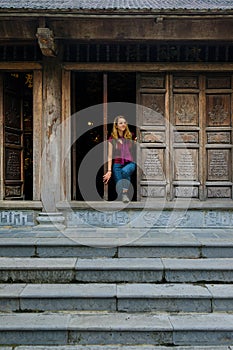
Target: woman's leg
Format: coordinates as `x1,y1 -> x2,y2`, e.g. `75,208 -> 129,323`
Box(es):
121,162 -> 136,191
112,163 -> 124,198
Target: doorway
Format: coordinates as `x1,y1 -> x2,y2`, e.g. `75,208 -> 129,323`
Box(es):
71,72 -> 136,201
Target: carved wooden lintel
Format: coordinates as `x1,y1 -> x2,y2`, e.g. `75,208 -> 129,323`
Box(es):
36,27 -> 57,57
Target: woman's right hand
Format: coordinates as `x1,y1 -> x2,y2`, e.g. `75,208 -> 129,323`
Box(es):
103,171 -> 112,184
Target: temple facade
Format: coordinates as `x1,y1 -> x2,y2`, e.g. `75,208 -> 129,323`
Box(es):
0,0 -> 233,227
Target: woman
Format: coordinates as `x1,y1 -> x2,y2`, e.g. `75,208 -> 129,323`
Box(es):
103,115 -> 136,203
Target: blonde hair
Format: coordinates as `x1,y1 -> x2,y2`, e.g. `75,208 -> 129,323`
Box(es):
111,116 -> 132,140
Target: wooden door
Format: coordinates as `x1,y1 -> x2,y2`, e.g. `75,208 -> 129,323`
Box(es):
4,74 -> 24,199
205,74 -> 233,199
137,73 -> 169,200
137,72 -> 233,200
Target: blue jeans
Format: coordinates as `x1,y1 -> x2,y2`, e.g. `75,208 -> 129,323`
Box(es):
113,162 -> 136,195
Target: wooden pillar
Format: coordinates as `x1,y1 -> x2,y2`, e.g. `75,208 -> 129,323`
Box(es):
41,57 -> 62,212
61,69 -> 71,202
33,70 -> 43,201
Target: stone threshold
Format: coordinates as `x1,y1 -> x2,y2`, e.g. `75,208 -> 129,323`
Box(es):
0,199 -> 232,211
57,199 -> 233,211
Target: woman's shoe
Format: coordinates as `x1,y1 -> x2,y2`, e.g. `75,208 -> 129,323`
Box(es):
122,193 -> 130,203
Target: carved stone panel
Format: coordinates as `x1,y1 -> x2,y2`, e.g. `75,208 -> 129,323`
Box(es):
140,74 -> 165,88
141,131 -> 165,143
174,94 -> 199,126
207,76 -> 231,89
141,94 -> 165,125
141,148 -> 165,180
207,149 -> 230,181
206,94 -> 231,126
173,76 -> 199,89
174,131 -> 199,144
174,149 -> 198,181
207,187 -> 231,198
207,132 -> 231,144
5,148 -> 21,181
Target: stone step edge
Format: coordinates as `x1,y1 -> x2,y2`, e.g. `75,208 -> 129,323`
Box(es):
4,345 -> 233,350
1,312 -> 233,331
0,283 -> 231,300
1,313 -> 233,346
1,257 -> 233,270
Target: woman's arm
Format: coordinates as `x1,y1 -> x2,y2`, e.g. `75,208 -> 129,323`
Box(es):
103,142 -> 113,184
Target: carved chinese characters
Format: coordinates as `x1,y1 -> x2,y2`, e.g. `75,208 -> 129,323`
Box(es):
208,150 -> 229,181
5,149 -> 21,180
142,149 -> 164,180
174,149 -> 198,181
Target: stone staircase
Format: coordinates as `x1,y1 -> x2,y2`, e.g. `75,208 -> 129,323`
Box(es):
0,226 -> 233,349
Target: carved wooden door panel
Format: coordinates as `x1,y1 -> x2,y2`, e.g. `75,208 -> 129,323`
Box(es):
137,74 -> 169,200
171,74 -> 201,200
4,74 -> 24,199
205,75 -> 233,199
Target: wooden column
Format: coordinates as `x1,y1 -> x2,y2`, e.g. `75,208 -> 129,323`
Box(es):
41,57 -> 62,212
33,70 -> 43,201
61,69 -> 71,202
0,74 -> 3,200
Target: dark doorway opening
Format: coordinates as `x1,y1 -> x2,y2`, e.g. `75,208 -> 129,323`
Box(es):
72,72 -> 136,201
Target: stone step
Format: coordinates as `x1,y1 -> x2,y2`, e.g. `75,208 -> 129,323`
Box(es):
0,283 -> 232,313
1,228 -> 233,258
1,257 -> 233,283
4,345 -> 233,350
1,312 -> 233,346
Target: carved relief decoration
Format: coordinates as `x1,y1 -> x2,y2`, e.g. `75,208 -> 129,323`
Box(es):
208,104 -> 229,125
141,131 -> 165,143
141,186 -> 165,198
5,186 -> 22,198
173,76 -> 198,88
175,186 -> 198,198
174,131 -> 198,143
141,94 -> 165,125
207,95 -> 230,126
174,95 -> 198,125
207,132 -> 231,144
207,77 -> 231,89
140,75 -> 165,88
207,187 -> 231,198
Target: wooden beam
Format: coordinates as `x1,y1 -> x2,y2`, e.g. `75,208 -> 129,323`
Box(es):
63,62 -> 233,72
0,17 -> 232,41
0,63 -> 42,70
52,18 -> 233,41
